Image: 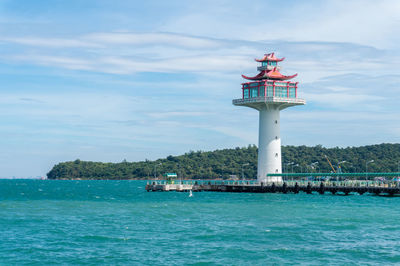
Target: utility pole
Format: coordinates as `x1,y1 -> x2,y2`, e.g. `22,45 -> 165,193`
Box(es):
241,163 -> 249,180
366,160 -> 374,182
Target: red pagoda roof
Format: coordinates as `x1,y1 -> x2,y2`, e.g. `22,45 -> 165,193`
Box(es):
242,67 -> 297,81
255,52 -> 284,62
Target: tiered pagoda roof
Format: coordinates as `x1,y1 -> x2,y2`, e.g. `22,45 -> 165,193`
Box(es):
254,52 -> 284,62
242,67 -> 297,81
242,52 -> 297,81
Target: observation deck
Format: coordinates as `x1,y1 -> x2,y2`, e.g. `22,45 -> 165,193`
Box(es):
232,80 -> 306,110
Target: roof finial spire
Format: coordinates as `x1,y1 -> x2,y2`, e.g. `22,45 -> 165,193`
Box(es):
244,52 -> 297,81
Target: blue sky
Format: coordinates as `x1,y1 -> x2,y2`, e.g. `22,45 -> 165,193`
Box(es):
1,0 -> 400,177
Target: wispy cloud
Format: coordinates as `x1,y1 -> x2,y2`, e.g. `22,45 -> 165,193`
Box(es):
161,0 -> 400,49
3,31 -> 398,81
0,36 -> 100,48
86,32 -> 222,49
8,54 -> 94,71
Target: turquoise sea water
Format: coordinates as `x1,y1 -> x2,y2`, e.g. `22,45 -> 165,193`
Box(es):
1,180 -> 400,265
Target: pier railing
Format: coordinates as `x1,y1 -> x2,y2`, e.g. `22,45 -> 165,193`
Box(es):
146,179 -> 400,188
146,174 -> 400,195
147,179 -> 260,186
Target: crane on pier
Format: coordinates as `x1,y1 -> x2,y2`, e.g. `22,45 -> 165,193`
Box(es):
324,155 -> 336,173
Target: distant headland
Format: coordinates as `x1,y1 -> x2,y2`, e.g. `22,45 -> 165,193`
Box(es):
47,143 -> 400,180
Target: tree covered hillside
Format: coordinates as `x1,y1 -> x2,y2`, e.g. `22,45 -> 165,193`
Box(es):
47,143 -> 400,180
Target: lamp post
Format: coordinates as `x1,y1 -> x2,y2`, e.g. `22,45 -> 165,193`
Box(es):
310,161 -> 319,181
311,162 -> 319,171
294,164 -> 302,173
397,161 -> 400,183
365,160 -> 374,183
177,163 -> 182,184
337,160 -> 347,181
285,162 -> 294,181
337,161 -> 346,171
310,161 -> 318,176
154,162 -> 162,179
294,164 -> 302,182
241,163 -> 249,180
290,163 -> 295,181
346,164 -> 355,180
397,161 -> 400,176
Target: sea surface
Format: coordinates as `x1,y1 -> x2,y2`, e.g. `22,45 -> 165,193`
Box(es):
1,179 -> 400,265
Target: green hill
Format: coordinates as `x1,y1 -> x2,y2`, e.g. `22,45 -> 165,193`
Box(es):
47,143 -> 400,180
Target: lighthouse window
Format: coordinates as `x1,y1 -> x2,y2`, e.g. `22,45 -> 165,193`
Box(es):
275,87 -> 286,97
289,88 -> 296,98
262,61 -> 277,67
266,86 -> 273,96
275,136 -> 278,140
275,87 -> 280,97
275,120 -> 278,124
251,88 -> 258,98
243,89 -> 249,99
275,153 -> 278,157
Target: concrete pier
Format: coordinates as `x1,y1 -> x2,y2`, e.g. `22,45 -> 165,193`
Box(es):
146,178 -> 400,196
146,182 -> 193,192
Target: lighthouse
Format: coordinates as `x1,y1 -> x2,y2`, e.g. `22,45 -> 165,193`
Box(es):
233,52 -> 305,183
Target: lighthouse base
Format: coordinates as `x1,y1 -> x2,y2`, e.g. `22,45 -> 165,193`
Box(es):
261,175 -> 283,184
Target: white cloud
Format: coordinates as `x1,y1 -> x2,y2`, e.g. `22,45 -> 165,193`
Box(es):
4,32 -> 397,87
148,111 -> 209,119
4,51 -> 253,75
161,0 -> 400,49
303,92 -> 386,109
85,32 -> 222,49
8,54 -> 94,71
0,36 -> 100,48
212,126 -> 257,143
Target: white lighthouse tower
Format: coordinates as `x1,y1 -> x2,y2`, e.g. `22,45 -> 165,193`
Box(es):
233,52 -> 305,183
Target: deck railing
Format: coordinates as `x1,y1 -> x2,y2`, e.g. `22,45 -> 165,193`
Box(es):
232,96 -> 305,105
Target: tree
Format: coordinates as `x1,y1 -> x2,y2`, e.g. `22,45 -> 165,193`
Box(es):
47,143 -> 400,180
